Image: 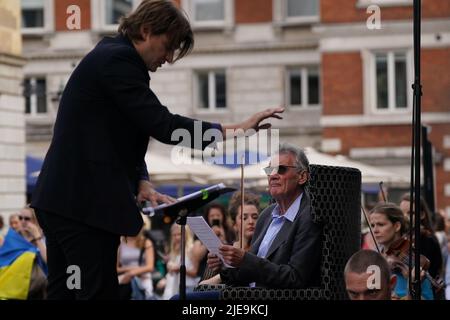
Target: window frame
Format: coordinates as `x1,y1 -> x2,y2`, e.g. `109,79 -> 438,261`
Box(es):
24,76 -> 49,117
274,0 -> 320,26
286,66 -> 321,109
194,69 -> 228,112
21,0 -> 54,35
91,0 -> 141,32
182,0 -> 234,30
367,50 -> 412,114
357,0 -> 412,8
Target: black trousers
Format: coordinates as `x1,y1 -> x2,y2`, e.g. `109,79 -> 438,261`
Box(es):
35,209 -> 120,300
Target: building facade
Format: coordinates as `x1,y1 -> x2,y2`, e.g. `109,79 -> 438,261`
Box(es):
0,0 -> 26,220
21,0 -> 322,159
20,0 -> 450,213
318,0 -> 450,213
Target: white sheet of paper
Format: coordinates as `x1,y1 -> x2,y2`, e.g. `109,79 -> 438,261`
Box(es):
187,216 -> 234,268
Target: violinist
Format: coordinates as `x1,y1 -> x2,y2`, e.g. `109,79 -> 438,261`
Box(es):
399,194 -> 443,280
369,203 -> 434,300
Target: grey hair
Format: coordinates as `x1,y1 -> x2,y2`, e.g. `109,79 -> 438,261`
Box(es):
277,142 -> 309,172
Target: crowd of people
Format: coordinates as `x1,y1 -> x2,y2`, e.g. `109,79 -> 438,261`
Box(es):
2,143 -> 448,300
352,195 -> 450,300
2,0 -> 446,302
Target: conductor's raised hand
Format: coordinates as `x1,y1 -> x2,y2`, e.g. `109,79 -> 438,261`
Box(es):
243,107 -> 285,131
137,180 -> 176,207
221,107 -> 284,138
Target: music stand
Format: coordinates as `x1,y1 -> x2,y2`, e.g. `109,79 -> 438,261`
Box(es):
142,184 -> 235,300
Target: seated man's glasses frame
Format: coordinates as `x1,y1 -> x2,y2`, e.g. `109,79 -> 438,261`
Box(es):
263,165 -> 301,176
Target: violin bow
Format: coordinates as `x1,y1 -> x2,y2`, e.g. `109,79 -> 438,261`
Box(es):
361,205 -> 381,254
379,181 -> 387,203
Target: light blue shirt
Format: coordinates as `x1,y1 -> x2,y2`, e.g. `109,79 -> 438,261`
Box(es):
256,193 -> 303,258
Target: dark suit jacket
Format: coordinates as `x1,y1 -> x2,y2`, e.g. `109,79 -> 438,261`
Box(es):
31,34 -> 218,236
220,192 -> 322,288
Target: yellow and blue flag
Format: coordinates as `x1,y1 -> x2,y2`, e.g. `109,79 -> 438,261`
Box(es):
0,229 -> 47,300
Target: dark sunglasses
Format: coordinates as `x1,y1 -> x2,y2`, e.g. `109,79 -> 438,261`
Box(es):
18,215 -> 32,221
263,165 -> 298,176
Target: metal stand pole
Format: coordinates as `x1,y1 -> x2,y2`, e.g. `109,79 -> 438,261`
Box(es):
176,209 -> 188,300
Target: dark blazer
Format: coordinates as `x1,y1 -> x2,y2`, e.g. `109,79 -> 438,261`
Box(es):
31,34 -> 217,236
221,192 -> 323,288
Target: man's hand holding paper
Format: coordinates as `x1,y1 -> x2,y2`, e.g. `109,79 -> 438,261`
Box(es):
186,216 -> 234,268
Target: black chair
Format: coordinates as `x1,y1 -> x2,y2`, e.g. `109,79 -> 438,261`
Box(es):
217,164 -> 362,300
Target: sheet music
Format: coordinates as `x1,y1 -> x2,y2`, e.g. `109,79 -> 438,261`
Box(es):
187,216 -> 234,268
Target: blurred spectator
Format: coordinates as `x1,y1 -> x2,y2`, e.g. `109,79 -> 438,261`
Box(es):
344,249 -> 396,300
447,239 -> 450,300
117,225 -> 155,300
157,223 -> 199,299
18,207 -> 47,264
9,214 -> 22,232
434,213 -> 448,274
0,225 -> 48,299
0,214 -> 4,235
203,203 -> 235,244
0,215 -> 4,246
228,191 -> 260,251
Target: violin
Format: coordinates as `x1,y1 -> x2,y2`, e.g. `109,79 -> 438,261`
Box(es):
384,236 -> 444,292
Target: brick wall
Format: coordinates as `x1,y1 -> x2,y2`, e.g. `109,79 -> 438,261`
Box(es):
323,122 -> 450,210
321,0 -> 450,24
235,0 -> 272,23
323,125 -> 411,155
322,52 -> 363,115
428,124 -> 450,210
422,48 -> 450,113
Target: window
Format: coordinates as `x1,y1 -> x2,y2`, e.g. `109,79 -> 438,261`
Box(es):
183,0 -> 233,29
92,0 -> 139,31
374,52 -> 408,110
193,0 -> 224,22
105,0 -> 134,26
357,0 -> 412,8
287,67 -> 320,108
24,77 -> 47,115
196,70 -> 227,110
21,0 -> 44,28
274,0 -> 319,25
286,0 -> 319,19
21,0 -> 53,33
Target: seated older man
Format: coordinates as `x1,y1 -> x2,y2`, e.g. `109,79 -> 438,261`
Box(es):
209,142 -> 323,289
170,143 -> 323,300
